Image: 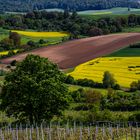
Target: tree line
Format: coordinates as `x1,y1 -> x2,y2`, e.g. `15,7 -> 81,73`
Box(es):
1,11 -> 140,38
0,0 -> 139,12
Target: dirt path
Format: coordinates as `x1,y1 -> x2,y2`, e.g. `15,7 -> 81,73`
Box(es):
1,33 -> 140,69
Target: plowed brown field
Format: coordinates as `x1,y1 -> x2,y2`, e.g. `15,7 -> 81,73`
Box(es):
1,33 -> 140,69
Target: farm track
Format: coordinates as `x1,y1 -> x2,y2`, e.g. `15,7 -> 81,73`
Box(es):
1,33 -> 140,69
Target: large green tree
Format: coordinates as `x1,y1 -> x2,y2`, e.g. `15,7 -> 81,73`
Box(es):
0,55 -> 69,124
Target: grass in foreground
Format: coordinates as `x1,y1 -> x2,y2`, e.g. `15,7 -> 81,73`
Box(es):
68,84 -> 108,95
69,57 -> 140,87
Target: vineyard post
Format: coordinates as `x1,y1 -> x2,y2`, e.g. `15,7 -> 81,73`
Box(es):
126,129 -> 128,140
12,128 -> 16,140
36,125 -> 40,140
57,122 -> 61,140
0,129 -> 4,140
26,124 -> 29,140
79,125 -> 82,140
41,123 -> 44,140
66,121 -> 70,136
102,124 -> 105,139
16,124 -> 19,140
49,122 -> 52,140
88,125 -> 90,139
63,127 -> 66,140
29,126 -> 32,140
74,121 -> 76,133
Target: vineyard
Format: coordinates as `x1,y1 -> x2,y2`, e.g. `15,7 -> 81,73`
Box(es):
0,122 -> 139,140
69,57 -> 140,87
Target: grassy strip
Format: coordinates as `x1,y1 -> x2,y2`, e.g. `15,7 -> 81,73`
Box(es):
107,47 -> 140,57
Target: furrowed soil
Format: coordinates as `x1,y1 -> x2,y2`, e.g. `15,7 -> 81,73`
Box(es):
1,33 -> 140,69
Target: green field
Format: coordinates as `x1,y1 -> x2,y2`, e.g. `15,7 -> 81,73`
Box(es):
68,84 -> 108,95
79,7 -> 140,15
108,47 -> 140,57
123,26 -> 140,33
45,7 -> 140,16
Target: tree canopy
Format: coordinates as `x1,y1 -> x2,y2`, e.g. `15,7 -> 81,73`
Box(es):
103,71 -> 116,88
0,55 -> 69,124
0,0 -> 139,12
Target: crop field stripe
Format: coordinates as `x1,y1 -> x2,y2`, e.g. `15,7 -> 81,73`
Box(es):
0,49 -> 19,55
11,30 -> 69,38
1,33 -> 140,69
69,57 -> 140,87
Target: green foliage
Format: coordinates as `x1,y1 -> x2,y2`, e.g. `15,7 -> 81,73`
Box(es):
0,38 -> 14,50
103,71 -> 116,88
69,88 -> 85,103
9,32 -> 21,46
101,90 -> 140,111
0,55 -> 69,124
130,80 -> 140,91
129,112 -> 140,121
39,39 -> 47,44
10,60 -> 17,66
88,27 -> 103,36
0,0 -> 140,12
8,50 -> 15,56
130,43 -> 140,48
85,90 -> 102,105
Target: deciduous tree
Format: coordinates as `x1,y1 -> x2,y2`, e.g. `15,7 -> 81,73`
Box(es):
0,55 -> 69,124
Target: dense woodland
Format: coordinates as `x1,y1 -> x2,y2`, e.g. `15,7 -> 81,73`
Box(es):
0,0 -> 139,12
1,11 -> 140,38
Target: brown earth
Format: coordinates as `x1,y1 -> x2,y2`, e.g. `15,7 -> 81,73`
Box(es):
1,33 -> 140,69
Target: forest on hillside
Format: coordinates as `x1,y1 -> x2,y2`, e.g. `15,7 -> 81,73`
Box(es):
0,0 -> 140,12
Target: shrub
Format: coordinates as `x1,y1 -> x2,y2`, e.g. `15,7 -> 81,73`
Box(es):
129,112 -> 140,122
8,50 -> 15,56
130,43 -> 140,48
85,90 -> 102,104
130,81 -> 138,91
70,88 -> 85,102
10,60 -> 17,66
103,71 -> 116,88
74,104 -> 90,111
76,78 -> 95,87
27,40 -> 36,47
65,75 -> 76,85
39,39 -> 46,44
88,27 -> 103,37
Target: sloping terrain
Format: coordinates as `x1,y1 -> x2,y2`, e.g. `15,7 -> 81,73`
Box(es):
69,57 -> 140,87
1,33 -> 140,69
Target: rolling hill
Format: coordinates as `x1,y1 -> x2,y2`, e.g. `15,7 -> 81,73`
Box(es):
1,33 -> 140,69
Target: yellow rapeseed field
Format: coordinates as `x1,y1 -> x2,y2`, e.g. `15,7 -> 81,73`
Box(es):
69,57 -> 140,87
11,30 -> 69,38
0,50 -> 19,55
